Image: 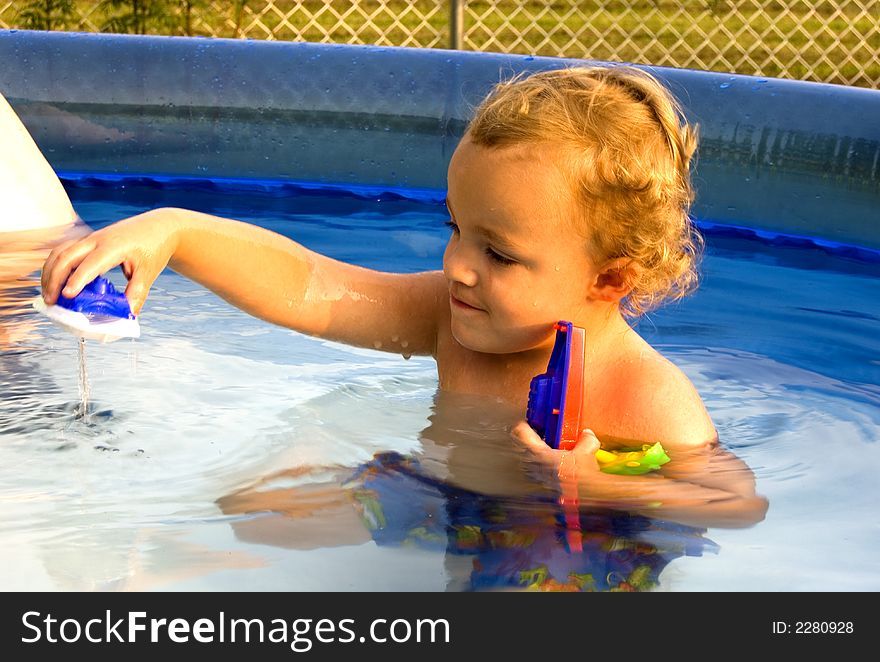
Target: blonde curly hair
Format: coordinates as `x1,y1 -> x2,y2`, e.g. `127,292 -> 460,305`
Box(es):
466,65 -> 703,318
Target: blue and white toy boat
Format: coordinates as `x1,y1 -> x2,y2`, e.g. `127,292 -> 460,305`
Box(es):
33,276 -> 140,343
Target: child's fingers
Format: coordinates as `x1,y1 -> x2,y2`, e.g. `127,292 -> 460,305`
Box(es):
41,238 -> 94,303
511,421 -> 605,478
40,238 -> 75,299
512,422 -> 600,459
575,429 -> 600,455
510,420 -> 552,457
60,249 -> 125,300
124,271 -> 155,316
511,420 -> 566,488
571,429 -> 601,472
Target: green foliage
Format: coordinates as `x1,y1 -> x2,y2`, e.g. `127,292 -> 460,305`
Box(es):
174,0 -> 207,36
2,0 -> 876,87
96,0 -> 211,35
232,1 -> 248,38
16,0 -> 76,31
99,0 -> 170,35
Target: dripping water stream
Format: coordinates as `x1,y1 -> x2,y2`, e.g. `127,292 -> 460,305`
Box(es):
76,337 -> 90,421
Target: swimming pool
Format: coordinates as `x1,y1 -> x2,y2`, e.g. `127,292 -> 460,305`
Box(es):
0,175 -> 877,591
1,30 -> 878,592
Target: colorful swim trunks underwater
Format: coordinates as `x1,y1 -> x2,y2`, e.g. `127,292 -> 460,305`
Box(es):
347,452 -> 718,592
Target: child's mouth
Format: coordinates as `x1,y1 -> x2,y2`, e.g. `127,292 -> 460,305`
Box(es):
450,293 -> 482,312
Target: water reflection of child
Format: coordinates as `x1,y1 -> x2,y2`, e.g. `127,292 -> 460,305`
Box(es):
218,393 -> 726,593
349,452 -> 718,592
40,66 -> 768,518
219,449 -> 718,593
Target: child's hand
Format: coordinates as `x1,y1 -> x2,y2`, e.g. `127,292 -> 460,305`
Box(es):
511,420 -> 602,486
40,209 -> 178,315
513,422 -> 769,528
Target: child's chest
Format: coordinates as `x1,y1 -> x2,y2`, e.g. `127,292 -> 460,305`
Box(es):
434,327 -> 645,441
435,339 -> 542,412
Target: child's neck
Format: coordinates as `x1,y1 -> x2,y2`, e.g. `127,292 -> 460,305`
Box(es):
571,302 -> 633,359
436,304 -> 634,409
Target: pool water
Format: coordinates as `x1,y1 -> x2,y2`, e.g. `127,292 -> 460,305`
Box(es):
1,178 -> 878,591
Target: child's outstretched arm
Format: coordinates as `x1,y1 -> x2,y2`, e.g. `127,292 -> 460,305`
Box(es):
41,207 -> 447,355
512,422 -> 769,529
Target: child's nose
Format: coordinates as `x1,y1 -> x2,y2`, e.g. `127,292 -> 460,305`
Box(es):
443,241 -> 478,287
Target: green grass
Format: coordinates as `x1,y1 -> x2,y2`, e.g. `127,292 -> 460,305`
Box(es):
1,0 -> 876,87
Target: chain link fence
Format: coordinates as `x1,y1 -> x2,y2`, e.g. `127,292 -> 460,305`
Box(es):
1,1 -> 877,87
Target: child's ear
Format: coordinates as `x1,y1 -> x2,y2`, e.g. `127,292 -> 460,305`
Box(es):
588,257 -> 640,303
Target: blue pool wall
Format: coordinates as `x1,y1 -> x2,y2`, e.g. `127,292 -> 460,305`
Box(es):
1,29 -> 878,248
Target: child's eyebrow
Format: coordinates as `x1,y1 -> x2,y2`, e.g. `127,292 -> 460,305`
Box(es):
446,196 -> 524,253
476,225 -> 522,252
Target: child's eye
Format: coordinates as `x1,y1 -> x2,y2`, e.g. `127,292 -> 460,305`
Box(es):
444,219 -> 459,234
485,247 -> 517,266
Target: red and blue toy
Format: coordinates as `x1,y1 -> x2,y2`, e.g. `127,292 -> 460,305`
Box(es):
526,320 -> 670,474
526,321 -> 585,452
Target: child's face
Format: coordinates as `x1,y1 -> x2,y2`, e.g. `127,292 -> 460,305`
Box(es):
444,136 -> 601,354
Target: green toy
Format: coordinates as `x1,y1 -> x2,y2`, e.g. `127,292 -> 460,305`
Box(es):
595,442 -> 670,475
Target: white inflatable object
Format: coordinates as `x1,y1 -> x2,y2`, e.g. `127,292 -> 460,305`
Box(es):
0,92 -> 78,232
31,296 -> 140,343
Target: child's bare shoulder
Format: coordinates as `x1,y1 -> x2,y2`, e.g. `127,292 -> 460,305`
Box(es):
594,334 -> 717,450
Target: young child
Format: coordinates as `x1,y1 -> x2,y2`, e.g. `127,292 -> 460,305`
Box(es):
40,66 -> 766,523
